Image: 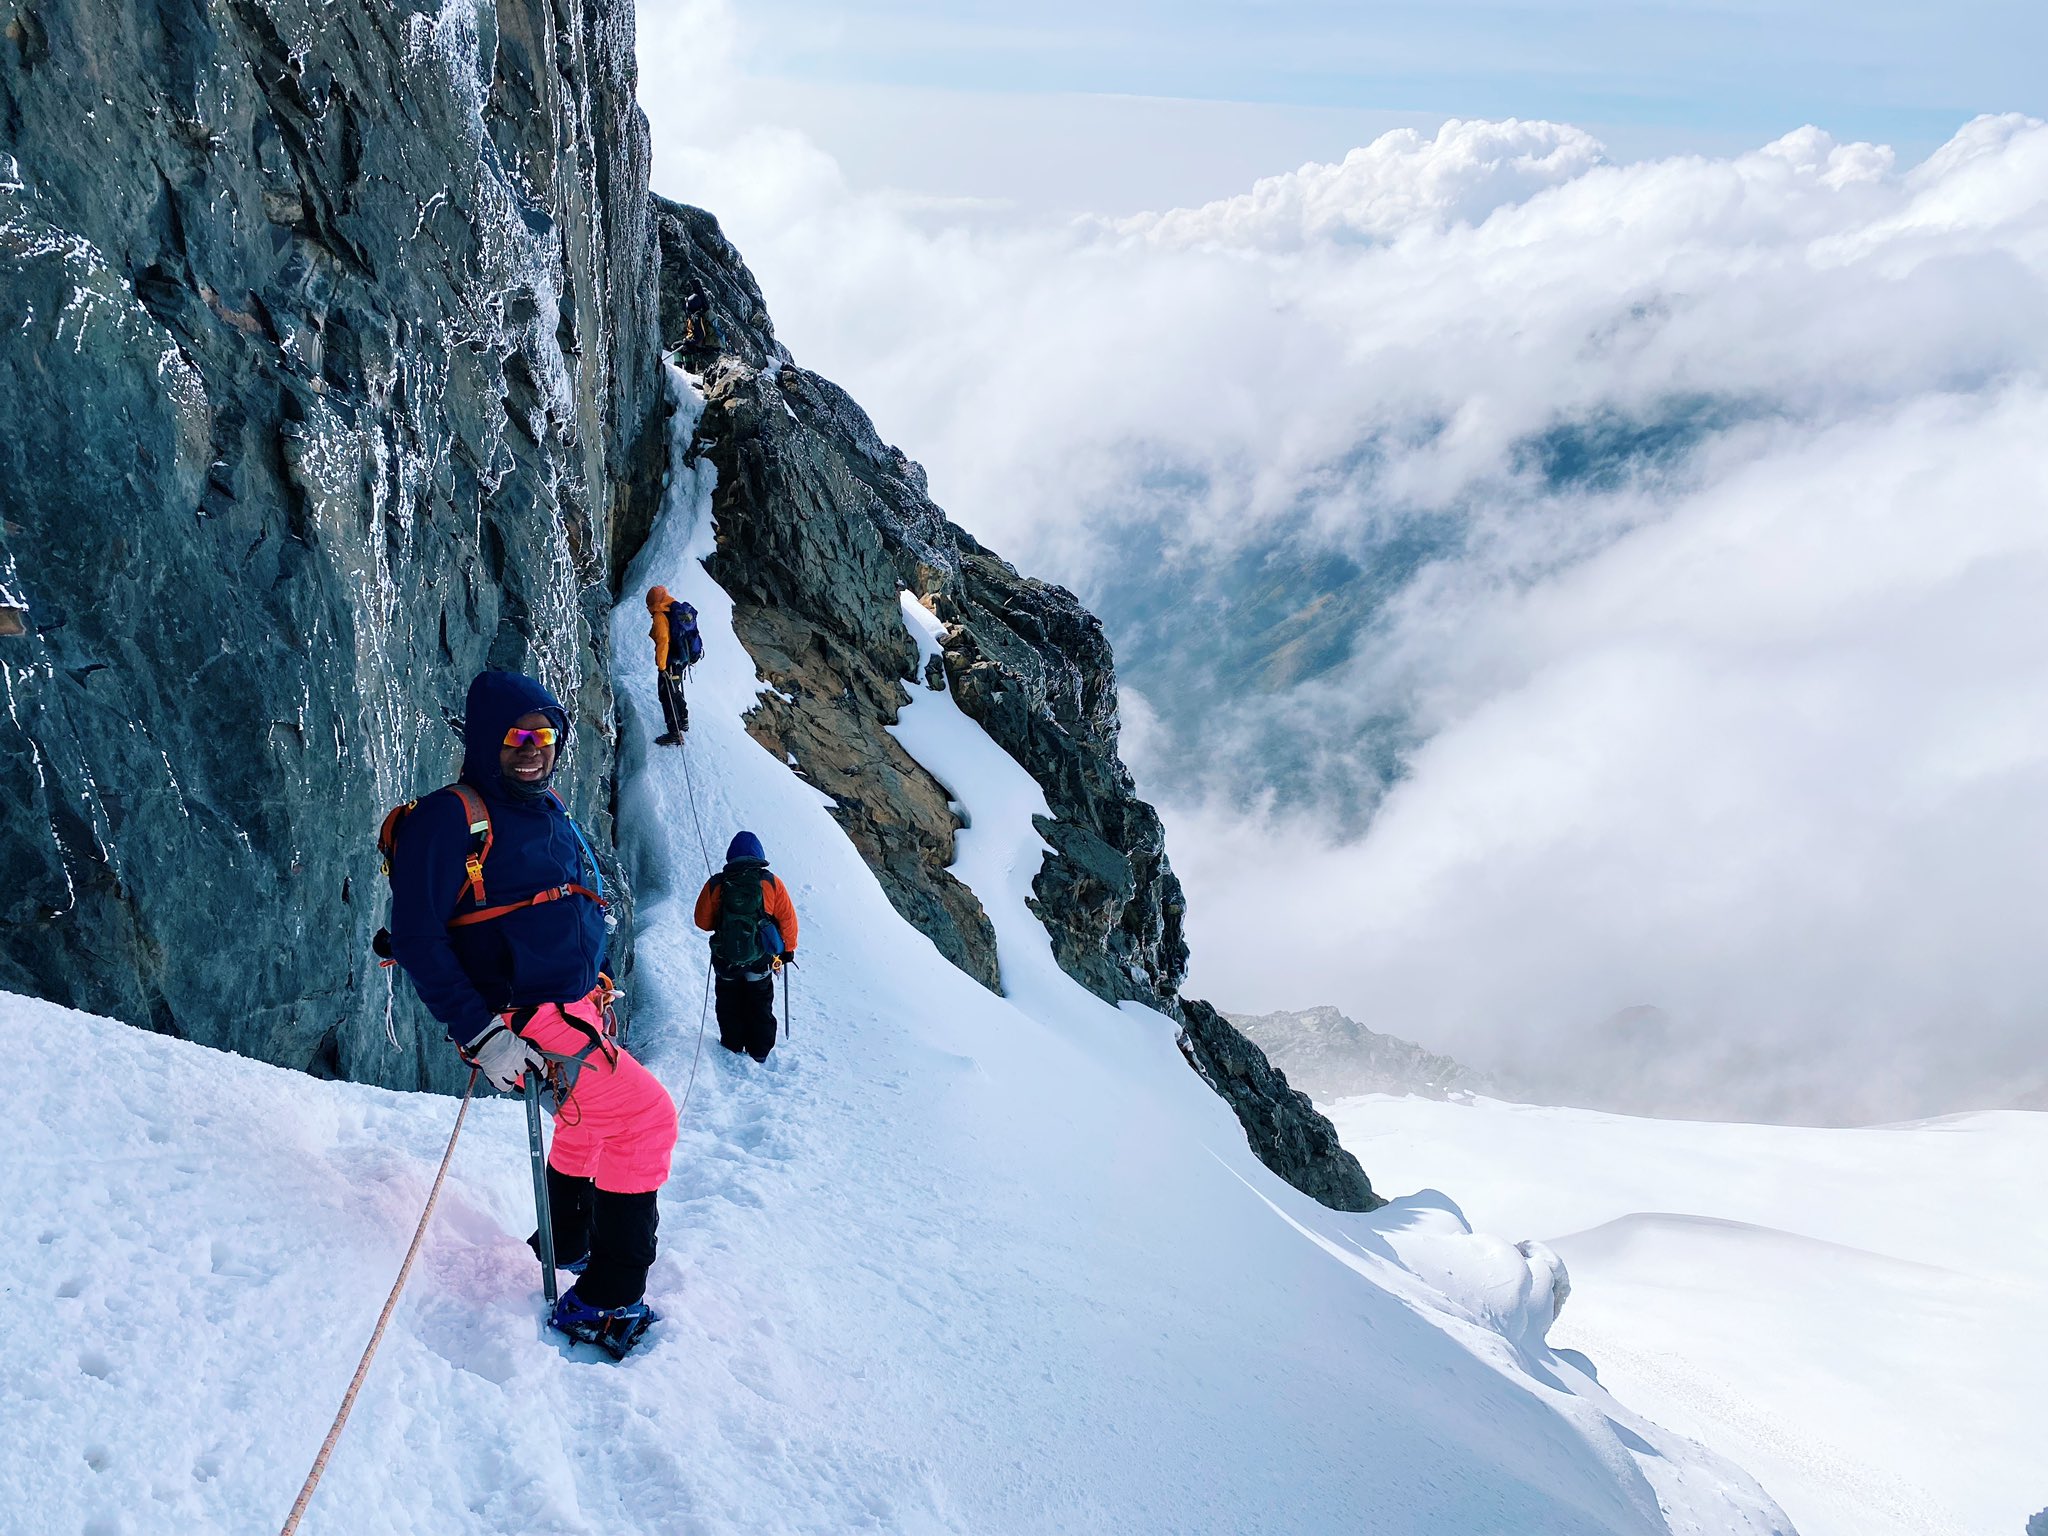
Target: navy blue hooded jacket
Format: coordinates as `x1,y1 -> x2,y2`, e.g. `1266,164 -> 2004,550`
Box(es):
387,671 -> 606,1049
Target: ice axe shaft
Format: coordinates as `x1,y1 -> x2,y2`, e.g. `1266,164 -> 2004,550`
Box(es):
525,1074 -> 557,1306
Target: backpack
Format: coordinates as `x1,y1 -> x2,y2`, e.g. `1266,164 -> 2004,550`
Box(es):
370,784 -> 607,961
710,861 -> 782,976
669,600 -> 704,667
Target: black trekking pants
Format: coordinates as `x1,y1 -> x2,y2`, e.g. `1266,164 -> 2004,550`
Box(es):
656,666 -> 689,737
530,1166 -> 659,1309
714,973 -> 778,1062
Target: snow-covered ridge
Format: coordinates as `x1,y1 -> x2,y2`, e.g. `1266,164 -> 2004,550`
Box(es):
0,376 -> 1789,1534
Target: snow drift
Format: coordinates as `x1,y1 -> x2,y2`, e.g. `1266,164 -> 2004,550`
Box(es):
1335,1092 -> 2048,1536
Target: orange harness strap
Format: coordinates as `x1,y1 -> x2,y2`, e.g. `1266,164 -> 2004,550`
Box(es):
446,882 -> 608,929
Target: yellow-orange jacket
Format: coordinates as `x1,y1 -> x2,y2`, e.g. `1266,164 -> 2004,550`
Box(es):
647,585 -> 677,671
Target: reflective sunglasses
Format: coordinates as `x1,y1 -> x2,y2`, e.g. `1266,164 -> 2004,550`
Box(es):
501,726 -> 560,748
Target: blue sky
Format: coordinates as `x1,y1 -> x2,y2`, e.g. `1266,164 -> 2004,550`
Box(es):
671,0 -> 2045,213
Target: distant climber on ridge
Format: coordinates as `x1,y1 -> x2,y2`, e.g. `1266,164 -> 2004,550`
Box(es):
646,584 -> 702,745
679,289 -> 719,355
694,830 -> 800,1063
383,669 -> 678,1357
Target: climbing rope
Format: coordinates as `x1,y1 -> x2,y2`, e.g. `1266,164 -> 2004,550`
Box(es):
675,724 -> 717,876
277,1068 -> 478,1536
673,729 -> 718,1114
677,962 -> 714,1118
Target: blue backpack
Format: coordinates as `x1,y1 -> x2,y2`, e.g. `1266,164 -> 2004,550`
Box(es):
669,600 -> 704,667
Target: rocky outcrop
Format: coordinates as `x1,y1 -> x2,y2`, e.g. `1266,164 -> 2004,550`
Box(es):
0,0 -> 662,1088
1228,1004 -> 1493,1104
654,197 -> 1377,1211
1179,1001 -> 1379,1211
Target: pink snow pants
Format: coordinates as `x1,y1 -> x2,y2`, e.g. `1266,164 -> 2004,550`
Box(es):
514,994 -> 678,1195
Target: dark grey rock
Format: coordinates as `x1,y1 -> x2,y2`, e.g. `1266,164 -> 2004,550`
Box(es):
655,196 -> 1376,1211
1178,1001 -> 1380,1211
1227,1004 -> 1494,1104
0,0 -> 661,1087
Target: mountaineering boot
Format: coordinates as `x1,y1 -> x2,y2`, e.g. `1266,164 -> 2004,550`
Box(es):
653,732 -> 680,747
549,1288 -> 660,1359
527,1230 -> 590,1275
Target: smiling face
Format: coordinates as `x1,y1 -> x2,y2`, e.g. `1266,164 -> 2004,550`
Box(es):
498,709 -> 559,789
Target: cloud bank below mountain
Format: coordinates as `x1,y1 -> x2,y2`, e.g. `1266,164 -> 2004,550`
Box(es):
638,22 -> 2048,1118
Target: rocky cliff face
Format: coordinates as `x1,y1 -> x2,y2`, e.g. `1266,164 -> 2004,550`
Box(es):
0,0 -> 662,1088
0,3 -> 1375,1209
653,198 -> 1378,1210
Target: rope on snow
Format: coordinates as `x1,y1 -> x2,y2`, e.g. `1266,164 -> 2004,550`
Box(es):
277,1067 -> 478,1536
675,732 -> 717,1114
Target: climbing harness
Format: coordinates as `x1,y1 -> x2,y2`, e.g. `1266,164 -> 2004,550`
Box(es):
493,979 -> 624,1122
277,1069 -> 478,1536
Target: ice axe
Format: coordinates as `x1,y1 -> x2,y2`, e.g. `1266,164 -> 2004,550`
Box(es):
524,1074 -> 557,1306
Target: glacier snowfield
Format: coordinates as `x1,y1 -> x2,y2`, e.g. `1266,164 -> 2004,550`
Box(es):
1334,1094 -> 2048,1536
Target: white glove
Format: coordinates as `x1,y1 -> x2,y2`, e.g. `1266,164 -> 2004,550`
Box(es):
465,1022 -> 547,1092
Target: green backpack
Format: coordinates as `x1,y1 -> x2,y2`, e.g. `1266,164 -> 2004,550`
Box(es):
711,860 -> 776,975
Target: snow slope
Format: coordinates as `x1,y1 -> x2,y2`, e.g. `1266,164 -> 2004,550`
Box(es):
1332,1094 -> 2048,1536
0,371 -> 1789,1535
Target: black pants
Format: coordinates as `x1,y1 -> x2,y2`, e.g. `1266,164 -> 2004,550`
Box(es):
715,972 -> 778,1061
530,1166 -> 659,1309
656,667 -> 689,738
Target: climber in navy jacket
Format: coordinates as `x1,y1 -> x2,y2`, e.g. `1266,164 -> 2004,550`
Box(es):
387,669 -> 608,1049
386,668 -> 678,1356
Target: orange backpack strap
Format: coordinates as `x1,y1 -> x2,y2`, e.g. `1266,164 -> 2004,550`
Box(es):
376,800 -> 416,877
448,784 -> 493,909
396,782 -> 606,933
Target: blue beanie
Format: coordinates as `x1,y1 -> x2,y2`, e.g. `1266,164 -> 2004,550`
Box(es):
726,830 -> 766,864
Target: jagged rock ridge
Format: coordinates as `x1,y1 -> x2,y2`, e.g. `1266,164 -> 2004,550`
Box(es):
655,198 -> 1378,1210
0,0 -> 662,1088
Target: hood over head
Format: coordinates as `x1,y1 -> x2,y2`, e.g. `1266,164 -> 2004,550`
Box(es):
726,830 -> 766,865
461,670 -> 569,796
646,585 -> 673,614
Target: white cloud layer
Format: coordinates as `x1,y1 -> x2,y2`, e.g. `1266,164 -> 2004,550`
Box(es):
636,8 -> 2048,1118
1112,119 -> 1609,249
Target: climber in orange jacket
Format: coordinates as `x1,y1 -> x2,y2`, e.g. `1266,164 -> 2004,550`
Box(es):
693,831 -> 800,1061
646,584 -> 702,745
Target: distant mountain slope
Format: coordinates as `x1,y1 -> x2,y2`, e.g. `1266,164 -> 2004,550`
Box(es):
1228,1003 -> 1494,1102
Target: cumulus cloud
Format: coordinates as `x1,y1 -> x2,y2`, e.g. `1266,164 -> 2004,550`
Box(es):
635,16 -> 2048,1119
1111,118 -> 1609,249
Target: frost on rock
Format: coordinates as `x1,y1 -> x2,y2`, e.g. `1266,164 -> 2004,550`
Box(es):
0,0 -> 661,1082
